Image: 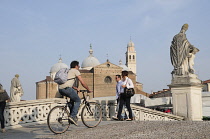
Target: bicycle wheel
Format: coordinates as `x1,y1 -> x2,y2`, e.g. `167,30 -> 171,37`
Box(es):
47,106 -> 70,134
81,102 -> 102,128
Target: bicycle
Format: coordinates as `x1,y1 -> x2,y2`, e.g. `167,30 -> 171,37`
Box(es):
47,90 -> 102,134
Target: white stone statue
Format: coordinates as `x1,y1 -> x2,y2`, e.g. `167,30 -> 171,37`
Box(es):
170,24 -> 199,76
10,74 -> 24,102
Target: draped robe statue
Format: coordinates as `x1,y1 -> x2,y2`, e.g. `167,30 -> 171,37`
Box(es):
170,24 -> 199,76
10,74 -> 24,102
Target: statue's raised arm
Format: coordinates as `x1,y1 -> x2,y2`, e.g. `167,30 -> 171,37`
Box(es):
170,24 -> 199,76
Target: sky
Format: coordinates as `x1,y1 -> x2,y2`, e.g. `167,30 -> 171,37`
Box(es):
1,0 -> 210,100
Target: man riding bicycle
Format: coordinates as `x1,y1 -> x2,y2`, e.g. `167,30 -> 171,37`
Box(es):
58,61 -> 91,126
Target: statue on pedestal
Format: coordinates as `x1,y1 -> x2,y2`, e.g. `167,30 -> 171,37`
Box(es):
169,24 -> 203,121
170,24 -> 199,76
10,74 -> 24,102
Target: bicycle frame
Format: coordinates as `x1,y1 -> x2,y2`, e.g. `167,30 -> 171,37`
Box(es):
64,90 -> 91,115
47,90 -> 102,134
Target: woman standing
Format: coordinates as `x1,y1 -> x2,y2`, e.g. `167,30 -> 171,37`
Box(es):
117,71 -> 134,121
0,84 -> 9,133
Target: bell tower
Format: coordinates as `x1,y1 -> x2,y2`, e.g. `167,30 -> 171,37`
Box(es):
125,39 -> 136,75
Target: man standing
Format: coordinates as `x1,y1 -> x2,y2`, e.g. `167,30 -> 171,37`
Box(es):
58,61 -> 91,126
112,75 -> 127,120
10,74 -> 24,102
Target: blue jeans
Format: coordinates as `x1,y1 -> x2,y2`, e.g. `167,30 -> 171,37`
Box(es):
59,87 -> 81,118
116,98 -> 127,119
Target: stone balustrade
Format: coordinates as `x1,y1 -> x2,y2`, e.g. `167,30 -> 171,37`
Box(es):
131,105 -> 184,121
4,98 -> 66,128
4,98 -> 184,128
95,100 -> 184,121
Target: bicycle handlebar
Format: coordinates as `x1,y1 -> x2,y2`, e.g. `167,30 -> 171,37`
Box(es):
79,90 -> 91,93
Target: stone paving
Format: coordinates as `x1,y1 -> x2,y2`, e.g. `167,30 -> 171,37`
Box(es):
1,121 -> 210,139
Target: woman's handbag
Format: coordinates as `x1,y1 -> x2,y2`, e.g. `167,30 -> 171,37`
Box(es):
124,87 -> 135,97
124,78 -> 135,97
0,90 -> 9,102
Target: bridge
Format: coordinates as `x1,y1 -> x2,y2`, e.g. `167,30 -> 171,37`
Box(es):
3,99 -> 210,138
4,98 -> 184,128
4,98 -> 183,129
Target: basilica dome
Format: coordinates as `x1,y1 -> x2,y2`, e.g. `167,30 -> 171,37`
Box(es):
50,58 -> 69,79
81,44 -> 100,70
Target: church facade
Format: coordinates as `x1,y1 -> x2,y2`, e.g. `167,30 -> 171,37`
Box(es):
36,40 -> 144,99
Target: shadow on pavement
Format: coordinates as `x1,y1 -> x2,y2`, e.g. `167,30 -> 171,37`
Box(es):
1,120 -> 120,139
1,123 -> 53,139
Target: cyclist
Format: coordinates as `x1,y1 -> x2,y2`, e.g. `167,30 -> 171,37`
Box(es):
58,61 -> 91,126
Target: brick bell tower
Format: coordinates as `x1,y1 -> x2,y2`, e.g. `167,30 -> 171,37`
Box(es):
125,38 -> 136,75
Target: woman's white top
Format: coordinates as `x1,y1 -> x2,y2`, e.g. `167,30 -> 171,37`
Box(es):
121,77 -> 134,89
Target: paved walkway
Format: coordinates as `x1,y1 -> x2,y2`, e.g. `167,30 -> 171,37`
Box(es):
0,121 -> 122,139
1,121 -> 210,139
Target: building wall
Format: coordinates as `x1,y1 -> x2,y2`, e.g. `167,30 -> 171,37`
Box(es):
149,91 -> 172,98
136,82 -> 143,91
36,78 -> 60,99
47,81 -> 60,98
126,51 -> 136,74
91,62 -> 122,97
36,82 -> 46,99
202,83 -> 210,92
78,71 -> 94,98
36,62 -> 142,99
202,84 -> 208,92
77,62 -> 138,98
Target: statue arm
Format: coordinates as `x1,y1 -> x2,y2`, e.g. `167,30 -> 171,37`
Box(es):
189,45 -> 199,54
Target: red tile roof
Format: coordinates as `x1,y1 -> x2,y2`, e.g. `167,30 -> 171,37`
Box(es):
202,79 -> 210,84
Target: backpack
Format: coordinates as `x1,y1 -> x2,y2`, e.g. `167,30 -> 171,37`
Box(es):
54,68 -> 74,85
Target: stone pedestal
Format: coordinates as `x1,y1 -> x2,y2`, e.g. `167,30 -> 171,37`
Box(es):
168,74 -> 203,121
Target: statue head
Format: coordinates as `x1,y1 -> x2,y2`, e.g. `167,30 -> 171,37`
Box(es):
181,24 -> 189,31
15,74 -> 19,78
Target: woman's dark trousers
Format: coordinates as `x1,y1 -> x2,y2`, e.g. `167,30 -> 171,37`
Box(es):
117,94 -> 132,120
0,101 -> 6,129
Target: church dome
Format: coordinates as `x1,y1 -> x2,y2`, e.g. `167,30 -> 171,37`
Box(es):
118,60 -> 130,71
81,44 -> 100,70
50,58 -> 69,79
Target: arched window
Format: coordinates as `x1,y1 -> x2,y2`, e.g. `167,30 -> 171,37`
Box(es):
104,76 -> 112,83
129,55 -> 131,59
133,55 -> 135,60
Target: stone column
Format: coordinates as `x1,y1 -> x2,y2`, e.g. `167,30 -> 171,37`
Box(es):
168,74 -> 203,121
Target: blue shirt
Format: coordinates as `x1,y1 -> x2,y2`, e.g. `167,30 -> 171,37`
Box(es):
116,80 -> 124,99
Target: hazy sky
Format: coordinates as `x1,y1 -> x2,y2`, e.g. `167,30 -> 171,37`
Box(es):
1,0 -> 210,100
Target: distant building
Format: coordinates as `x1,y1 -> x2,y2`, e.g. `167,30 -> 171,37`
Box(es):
148,79 -> 210,98
36,41 -> 146,99
149,79 -> 210,98
202,79 -> 210,92
126,40 -> 137,75
149,89 -> 171,98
